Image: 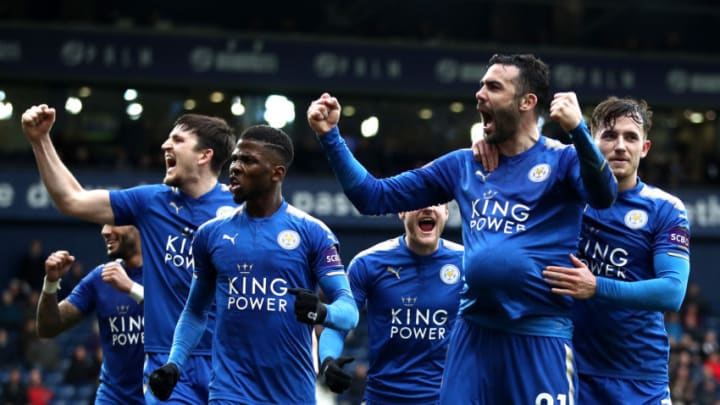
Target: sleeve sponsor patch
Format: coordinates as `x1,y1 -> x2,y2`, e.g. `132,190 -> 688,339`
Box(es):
668,227 -> 690,250
322,246 -> 343,266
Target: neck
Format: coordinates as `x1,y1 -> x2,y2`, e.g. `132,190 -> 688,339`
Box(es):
124,255 -> 143,269
617,175 -> 638,192
245,190 -> 283,218
181,175 -> 218,199
497,121 -> 540,157
405,236 -> 440,256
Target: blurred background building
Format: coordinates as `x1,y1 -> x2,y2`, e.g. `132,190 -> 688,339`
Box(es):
1,1 -> 720,403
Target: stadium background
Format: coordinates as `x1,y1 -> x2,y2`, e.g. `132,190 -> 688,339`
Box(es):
1,1 -> 720,403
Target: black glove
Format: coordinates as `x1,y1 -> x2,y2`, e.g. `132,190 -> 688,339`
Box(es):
320,356 -> 354,393
149,362 -> 180,401
288,288 -> 327,325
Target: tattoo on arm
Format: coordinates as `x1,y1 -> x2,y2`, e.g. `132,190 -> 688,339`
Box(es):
36,293 -> 84,337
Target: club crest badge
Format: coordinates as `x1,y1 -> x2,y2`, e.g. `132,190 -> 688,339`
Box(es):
624,209 -> 648,229
440,264 -> 461,285
277,230 -> 301,250
528,163 -> 551,182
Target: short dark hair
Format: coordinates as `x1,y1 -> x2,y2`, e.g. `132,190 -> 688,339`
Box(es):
239,125 -> 294,167
174,114 -> 236,174
590,97 -> 653,138
488,53 -> 550,115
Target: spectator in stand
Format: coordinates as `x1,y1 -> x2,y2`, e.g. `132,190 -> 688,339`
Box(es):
0,367 -> 29,405
26,367 -> 53,405
63,344 -> 101,385
20,318 -> 61,371
0,289 -> 23,330
18,239 -> 47,292
0,327 -> 21,366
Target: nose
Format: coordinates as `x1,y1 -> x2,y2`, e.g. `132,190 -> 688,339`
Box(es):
161,138 -> 171,150
101,225 -> 112,237
229,161 -> 242,175
476,88 -> 485,102
615,136 -> 626,151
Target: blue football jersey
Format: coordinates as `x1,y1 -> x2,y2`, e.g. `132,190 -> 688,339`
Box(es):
349,236 -> 464,404
191,200 -> 346,404
336,136 -> 599,338
66,263 -> 144,405
572,180 -> 690,380
110,184 -> 236,354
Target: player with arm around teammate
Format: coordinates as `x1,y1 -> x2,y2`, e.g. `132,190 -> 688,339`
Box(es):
36,224 -> 144,404
308,53 -> 617,404
148,125 -> 359,404
541,97 -> 690,405
319,203 -> 464,404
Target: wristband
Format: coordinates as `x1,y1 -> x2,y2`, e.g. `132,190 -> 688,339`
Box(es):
129,283 -> 144,304
42,276 -> 61,294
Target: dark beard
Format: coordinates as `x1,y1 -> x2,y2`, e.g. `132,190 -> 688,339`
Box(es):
485,108 -> 518,144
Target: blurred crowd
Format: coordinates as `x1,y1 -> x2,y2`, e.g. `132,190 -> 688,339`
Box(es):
0,241 -> 102,405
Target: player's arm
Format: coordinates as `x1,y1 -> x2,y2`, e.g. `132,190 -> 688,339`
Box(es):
148,274 -> 214,401
307,93 -> 450,215
21,104 -> 114,224
36,250 -> 84,337
37,298 -> 84,338
167,275 -> 214,368
288,273 -> 358,331
317,273 -> 359,331
550,92 -> 617,208
316,263 -> 367,394
101,261 -> 144,304
544,253 -> 689,311
317,326 -> 354,393
595,253 -> 689,312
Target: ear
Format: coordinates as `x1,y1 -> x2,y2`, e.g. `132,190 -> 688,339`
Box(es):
198,148 -> 214,166
519,93 -> 537,112
271,164 -> 287,182
640,139 -> 651,159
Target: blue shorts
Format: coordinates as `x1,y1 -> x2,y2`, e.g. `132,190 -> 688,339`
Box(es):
439,317 -> 578,405
579,374 -> 671,405
144,352 -> 211,405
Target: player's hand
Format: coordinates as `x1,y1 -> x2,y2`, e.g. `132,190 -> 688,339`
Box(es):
542,253 -> 597,299
307,93 -> 341,135
101,260 -> 133,294
287,288 -> 327,325
21,104 -> 56,142
471,138 -> 499,173
44,251 -> 75,282
549,92 -> 582,132
320,356 -> 354,393
149,363 -> 180,401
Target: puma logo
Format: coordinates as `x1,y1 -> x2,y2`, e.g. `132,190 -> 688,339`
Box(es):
386,266 -> 402,279
223,233 -> 238,245
475,170 -> 489,182
169,202 -> 183,215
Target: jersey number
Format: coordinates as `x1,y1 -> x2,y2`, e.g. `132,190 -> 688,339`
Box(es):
535,393 -> 568,405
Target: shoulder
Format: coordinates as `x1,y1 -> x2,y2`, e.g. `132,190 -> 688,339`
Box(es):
441,239 -> 464,252
352,238 -> 401,262
73,265 -> 104,289
198,208 -> 242,233
540,136 -> 573,152
638,183 -> 687,212
419,149 -> 472,170
285,204 -> 334,232
122,183 -> 171,195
